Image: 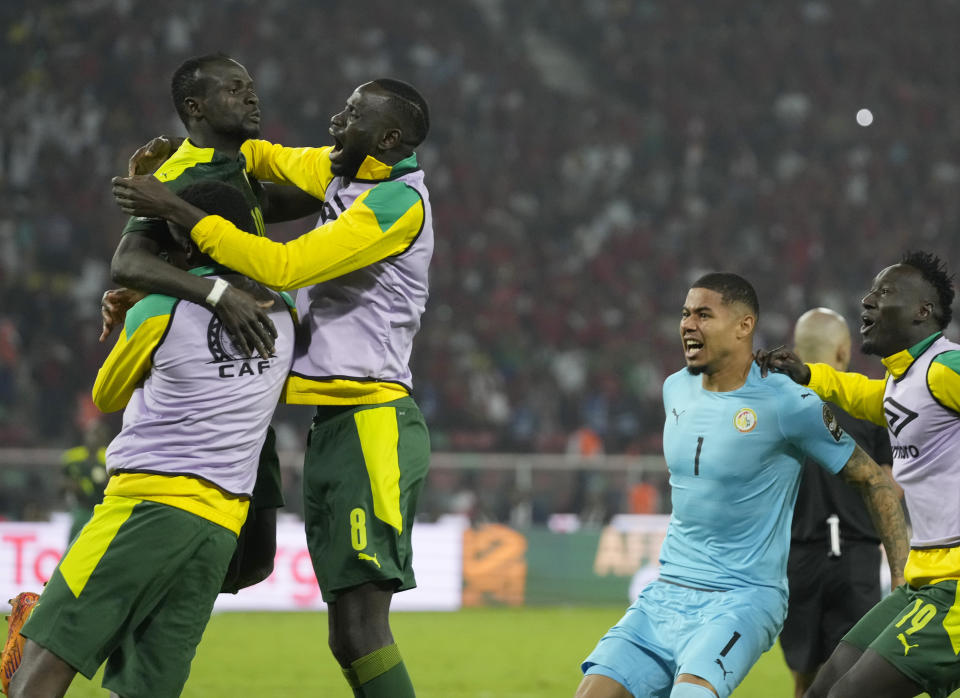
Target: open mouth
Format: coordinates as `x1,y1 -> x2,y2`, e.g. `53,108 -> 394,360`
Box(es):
860,315 -> 876,335
329,128 -> 344,161
684,338 -> 704,358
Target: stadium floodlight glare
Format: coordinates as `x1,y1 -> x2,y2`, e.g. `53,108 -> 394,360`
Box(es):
856,108 -> 874,127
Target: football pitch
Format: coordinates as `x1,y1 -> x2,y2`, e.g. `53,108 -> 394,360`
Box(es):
60,606 -> 789,697
60,606 -> 950,697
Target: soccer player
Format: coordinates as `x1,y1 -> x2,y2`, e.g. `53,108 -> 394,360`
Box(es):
759,251 -> 960,698
778,308 -> 895,698
112,78 -> 433,698
61,420 -> 111,544
7,181 -> 296,698
574,273 -> 908,698
105,53 -> 324,595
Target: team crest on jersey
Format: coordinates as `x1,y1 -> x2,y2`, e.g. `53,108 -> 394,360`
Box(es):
207,315 -> 245,363
734,408 -> 757,433
822,404 -> 844,442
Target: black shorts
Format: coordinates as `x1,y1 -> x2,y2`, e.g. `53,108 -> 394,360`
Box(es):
780,541 -> 882,672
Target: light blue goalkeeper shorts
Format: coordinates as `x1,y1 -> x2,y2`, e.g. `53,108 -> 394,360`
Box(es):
582,579 -> 786,698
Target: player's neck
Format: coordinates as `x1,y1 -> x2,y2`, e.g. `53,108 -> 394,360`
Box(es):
700,355 -> 752,392
188,131 -> 243,160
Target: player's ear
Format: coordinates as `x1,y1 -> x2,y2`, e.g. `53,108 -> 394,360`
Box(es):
379,126 -> 402,151
738,312 -> 756,339
184,97 -> 202,120
917,301 -> 934,322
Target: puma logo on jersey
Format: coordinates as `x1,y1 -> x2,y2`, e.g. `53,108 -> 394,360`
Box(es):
897,633 -> 919,655
672,408 -> 685,424
358,552 -> 381,568
715,658 -> 733,680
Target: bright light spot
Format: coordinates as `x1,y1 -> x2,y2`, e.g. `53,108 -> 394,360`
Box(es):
856,108 -> 874,127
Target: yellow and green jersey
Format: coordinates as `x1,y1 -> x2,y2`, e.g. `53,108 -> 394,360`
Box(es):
123,139 -> 266,241
188,140 -> 434,406
807,332 -> 960,585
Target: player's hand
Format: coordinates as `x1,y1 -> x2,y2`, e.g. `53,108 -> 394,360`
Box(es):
754,346 -> 811,384
214,285 -> 278,359
100,287 -> 146,342
112,175 -> 179,219
128,135 -> 182,176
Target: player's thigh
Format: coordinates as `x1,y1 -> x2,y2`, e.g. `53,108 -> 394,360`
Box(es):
676,586 -> 785,698
575,672 -> 635,698
827,648 -> 921,698
858,580 -> 960,698
581,584 -> 684,697
102,523 -> 236,698
21,499 -> 232,682
780,545 -> 826,673
302,398 -> 430,602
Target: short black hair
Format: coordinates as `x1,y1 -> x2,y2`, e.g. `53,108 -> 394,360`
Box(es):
691,272 -> 760,318
177,180 -> 253,233
170,53 -> 235,127
901,250 -> 954,329
372,78 -> 430,147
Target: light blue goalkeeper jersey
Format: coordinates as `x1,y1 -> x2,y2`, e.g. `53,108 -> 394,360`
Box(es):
659,363 -> 855,597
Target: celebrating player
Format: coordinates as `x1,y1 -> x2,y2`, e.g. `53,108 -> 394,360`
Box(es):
112,78 -> 433,698
7,181 -> 296,698
759,251 -> 960,698
575,273 -> 907,698
778,308 -> 896,698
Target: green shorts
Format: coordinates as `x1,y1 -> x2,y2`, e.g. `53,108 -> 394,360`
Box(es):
251,424 -> 284,509
843,580 -> 960,698
21,496 -> 236,698
302,397 -> 430,602
220,425 -> 284,594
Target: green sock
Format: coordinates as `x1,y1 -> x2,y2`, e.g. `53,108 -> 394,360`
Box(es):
350,643 -> 415,698
341,666 -> 363,697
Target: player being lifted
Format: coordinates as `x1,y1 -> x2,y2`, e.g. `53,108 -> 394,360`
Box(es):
759,251 -> 960,698
576,273 -> 907,698
112,78 -> 433,698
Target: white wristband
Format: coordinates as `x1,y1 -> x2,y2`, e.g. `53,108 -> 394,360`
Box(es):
205,278 -> 230,307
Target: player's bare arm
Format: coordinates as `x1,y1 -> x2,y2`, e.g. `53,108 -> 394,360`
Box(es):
755,346 -> 811,383
839,444 -> 908,589
109,221 -> 276,359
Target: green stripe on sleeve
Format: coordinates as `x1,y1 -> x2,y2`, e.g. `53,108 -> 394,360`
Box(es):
124,294 -> 178,336
362,181 -> 421,233
933,350 -> 960,375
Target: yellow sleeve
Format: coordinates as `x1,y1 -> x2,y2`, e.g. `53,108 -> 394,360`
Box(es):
806,362 -> 887,426
92,307 -> 170,412
240,140 -> 336,200
928,353 -> 960,413
190,181 -> 425,292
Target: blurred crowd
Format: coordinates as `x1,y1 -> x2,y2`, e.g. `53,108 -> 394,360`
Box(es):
2,0 -> 960,454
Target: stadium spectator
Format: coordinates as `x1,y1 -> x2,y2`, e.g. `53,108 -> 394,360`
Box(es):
5,2 -> 960,460
777,308 -> 895,698
113,78 -> 433,698
576,273 -> 907,698
760,251 -> 960,698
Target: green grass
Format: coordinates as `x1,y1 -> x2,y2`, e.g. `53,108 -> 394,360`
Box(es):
58,606 -> 951,697
60,607 -> 791,697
